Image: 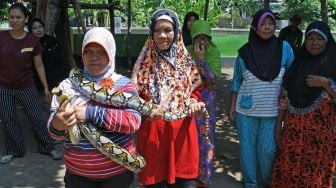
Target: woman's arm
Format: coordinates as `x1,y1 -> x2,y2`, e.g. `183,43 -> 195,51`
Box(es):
228,92 -> 237,121
323,79 -> 336,99
306,75 -> 336,99
83,105 -> 142,134
275,90 -> 288,142
33,54 -> 51,100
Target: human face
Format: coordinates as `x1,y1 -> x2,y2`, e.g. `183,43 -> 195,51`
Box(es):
187,16 -> 197,30
194,34 -> 210,50
9,8 -> 28,31
305,32 -> 327,56
31,21 -> 45,38
82,43 -> 109,76
256,16 -> 275,40
153,20 -> 174,51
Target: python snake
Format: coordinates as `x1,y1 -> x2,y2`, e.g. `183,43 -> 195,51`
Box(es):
52,68 -> 209,173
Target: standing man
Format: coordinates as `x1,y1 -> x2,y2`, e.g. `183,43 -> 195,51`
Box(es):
278,14 -> 303,56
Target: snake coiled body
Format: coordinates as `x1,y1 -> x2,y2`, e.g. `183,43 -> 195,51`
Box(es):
52,88 -> 146,173
69,68 -> 192,120
52,68 -> 209,173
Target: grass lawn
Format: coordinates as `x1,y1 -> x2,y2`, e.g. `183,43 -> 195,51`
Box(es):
72,33 -> 248,58
212,35 -> 248,57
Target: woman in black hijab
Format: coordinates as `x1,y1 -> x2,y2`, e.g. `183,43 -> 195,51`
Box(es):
228,9 -> 295,187
182,11 -> 199,46
272,21 -> 336,188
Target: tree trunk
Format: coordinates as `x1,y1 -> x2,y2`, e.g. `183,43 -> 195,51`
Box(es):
55,7 -> 76,70
108,0 -> 115,35
45,0 -> 63,35
44,0 -> 75,70
320,0 -> 328,23
264,0 -> 270,9
204,0 -> 209,21
36,0 -> 48,22
71,0 -> 86,33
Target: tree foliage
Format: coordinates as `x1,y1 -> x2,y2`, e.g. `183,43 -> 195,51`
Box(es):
0,1 -> 16,23
328,0 -> 336,21
283,0 -> 320,21
1,0 -> 336,29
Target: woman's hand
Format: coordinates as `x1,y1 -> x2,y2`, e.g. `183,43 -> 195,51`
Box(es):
52,106 -> 76,131
44,88 -> 51,102
228,92 -> 237,121
194,41 -> 205,61
228,105 -> 235,121
189,100 -> 205,117
306,75 -> 328,88
148,106 -> 164,120
73,105 -> 87,123
275,120 -> 283,143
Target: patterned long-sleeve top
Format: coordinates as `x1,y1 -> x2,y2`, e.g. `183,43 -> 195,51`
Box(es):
47,76 -> 141,179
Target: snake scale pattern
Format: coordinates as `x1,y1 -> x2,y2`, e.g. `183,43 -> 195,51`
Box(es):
52,68 -> 209,173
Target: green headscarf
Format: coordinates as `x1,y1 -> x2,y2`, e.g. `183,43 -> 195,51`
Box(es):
187,20 -> 221,77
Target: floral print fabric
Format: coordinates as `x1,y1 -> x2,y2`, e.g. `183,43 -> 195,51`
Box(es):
133,34 -> 201,114
272,97 -> 336,188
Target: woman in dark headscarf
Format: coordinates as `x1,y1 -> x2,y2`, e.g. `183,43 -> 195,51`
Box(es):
182,11 -> 199,46
132,9 -> 205,187
228,9 -> 294,187
29,18 -> 67,92
272,21 -> 336,188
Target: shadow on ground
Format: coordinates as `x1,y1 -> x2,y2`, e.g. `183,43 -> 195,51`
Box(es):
0,108 -> 65,188
210,69 -> 243,188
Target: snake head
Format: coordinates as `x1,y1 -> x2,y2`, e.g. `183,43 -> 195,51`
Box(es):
52,87 -> 72,112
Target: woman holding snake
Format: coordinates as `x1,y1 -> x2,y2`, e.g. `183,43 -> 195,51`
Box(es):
48,27 -> 141,188
132,9 -> 205,188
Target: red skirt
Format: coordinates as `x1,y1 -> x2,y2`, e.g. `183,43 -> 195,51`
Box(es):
138,117 -> 199,185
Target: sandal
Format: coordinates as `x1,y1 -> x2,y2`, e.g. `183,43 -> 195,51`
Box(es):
53,140 -> 62,145
39,150 -> 63,160
0,155 -> 14,164
50,150 -> 63,160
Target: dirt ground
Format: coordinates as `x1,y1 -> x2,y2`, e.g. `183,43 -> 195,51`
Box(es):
0,61 -> 250,188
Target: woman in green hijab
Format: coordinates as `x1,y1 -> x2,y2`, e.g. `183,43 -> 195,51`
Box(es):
187,20 -> 221,186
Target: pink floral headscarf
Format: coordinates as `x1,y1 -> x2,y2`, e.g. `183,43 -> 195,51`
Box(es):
132,9 -> 201,114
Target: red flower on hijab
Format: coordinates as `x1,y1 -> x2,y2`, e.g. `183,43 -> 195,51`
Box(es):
100,78 -> 114,89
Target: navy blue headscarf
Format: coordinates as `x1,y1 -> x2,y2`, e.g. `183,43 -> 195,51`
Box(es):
238,9 -> 283,81
283,21 -> 336,108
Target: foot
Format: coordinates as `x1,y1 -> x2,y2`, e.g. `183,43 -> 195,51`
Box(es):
195,179 -> 206,188
39,150 -> 63,160
0,155 -> 14,164
50,150 -> 63,160
53,140 -> 62,145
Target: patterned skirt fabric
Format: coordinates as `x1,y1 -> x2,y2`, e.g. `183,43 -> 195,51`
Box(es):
272,98 -> 336,188
195,88 -> 216,185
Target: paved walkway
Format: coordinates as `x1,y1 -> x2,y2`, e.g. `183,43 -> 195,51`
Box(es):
0,58 -> 250,188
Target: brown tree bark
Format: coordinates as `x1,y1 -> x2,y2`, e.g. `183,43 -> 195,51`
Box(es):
264,0 -> 270,9
43,0 -> 75,70
36,0 -> 48,22
45,0 -> 63,35
71,0 -> 86,33
320,0 -> 328,23
55,7 -> 76,69
204,0 -> 209,21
